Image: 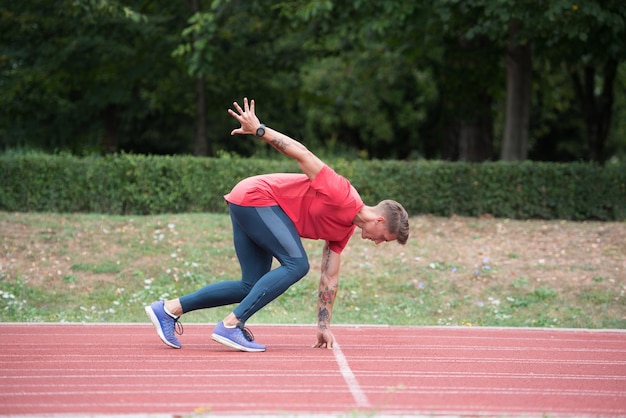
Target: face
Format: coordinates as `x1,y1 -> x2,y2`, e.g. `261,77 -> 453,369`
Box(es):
360,218 -> 397,245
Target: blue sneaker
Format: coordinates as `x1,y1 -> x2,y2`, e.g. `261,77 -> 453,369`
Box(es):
211,321 -> 266,352
145,301 -> 183,349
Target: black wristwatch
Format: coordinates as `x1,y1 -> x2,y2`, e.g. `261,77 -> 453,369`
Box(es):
255,124 -> 266,137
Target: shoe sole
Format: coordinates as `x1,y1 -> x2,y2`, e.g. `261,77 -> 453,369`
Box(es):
145,305 -> 181,349
211,333 -> 266,352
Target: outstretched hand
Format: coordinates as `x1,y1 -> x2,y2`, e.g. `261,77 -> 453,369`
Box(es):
228,97 -> 261,136
313,328 -> 335,349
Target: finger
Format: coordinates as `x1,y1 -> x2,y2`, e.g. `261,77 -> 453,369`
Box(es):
250,98 -> 255,114
227,108 -> 241,120
328,336 -> 335,349
243,97 -> 249,112
231,126 -> 245,135
232,101 -> 243,115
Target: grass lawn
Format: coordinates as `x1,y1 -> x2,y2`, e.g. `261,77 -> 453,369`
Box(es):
1,211 -> 624,329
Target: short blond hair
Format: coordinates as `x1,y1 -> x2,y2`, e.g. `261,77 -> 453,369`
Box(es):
377,200 -> 409,245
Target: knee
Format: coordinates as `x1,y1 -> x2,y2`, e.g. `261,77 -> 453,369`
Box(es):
292,257 -> 310,279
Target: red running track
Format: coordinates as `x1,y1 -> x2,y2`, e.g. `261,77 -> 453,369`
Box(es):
1,323 -> 625,417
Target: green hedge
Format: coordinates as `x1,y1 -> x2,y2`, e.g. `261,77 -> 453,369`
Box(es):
1,153 -> 624,220
346,160 -> 625,221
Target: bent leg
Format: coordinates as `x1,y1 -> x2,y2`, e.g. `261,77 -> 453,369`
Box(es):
229,205 -> 310,322
179,204 -> 309,321
179,207 -> 273,313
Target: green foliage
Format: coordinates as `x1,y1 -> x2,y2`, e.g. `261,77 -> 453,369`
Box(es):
0,153 -> 300,214
1,0 -> 625,162
343,159 -> 626,221
1,154 -> 624,220
0,0 -> 195,153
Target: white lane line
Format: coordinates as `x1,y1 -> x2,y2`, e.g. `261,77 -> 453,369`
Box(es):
333,341 -> 370,408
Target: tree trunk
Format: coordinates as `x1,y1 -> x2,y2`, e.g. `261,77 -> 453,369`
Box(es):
501,25 -> 532,161
101,104 -> 118,154
447,34 -> 496,162
459,92 -> 494,162
459,123 -> 492,162
186,0 -> 210,157
569,59 -> 617,164
193,75 -> 209,156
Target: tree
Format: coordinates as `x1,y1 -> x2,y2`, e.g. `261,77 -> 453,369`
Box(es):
173,0 -> 313,157
430,2 -> 503,161
176,0 -> 214,156
2,0 -> 622,162
501,23 -> 532,161
436,0 -> 625,163
440,0 -> 542,161
0,0 -> 194,154
276,1 -> 442,159
543,1 -> 626,164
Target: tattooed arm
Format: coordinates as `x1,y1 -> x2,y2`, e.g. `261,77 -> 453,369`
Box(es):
228,97 -> 324,181
313,242 -> 341,349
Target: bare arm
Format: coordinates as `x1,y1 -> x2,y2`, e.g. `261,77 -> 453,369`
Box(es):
313,242 -> 341,349
228,97 -> 324,181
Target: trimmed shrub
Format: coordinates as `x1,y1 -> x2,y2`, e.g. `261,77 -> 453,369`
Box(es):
1,153 -> 624,220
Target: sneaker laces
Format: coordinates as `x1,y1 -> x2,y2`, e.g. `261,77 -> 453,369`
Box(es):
236,322 -> 254,342
174,318 -> 184,336
163,315 -> 183,338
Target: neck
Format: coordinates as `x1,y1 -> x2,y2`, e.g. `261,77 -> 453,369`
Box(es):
353,206 -> 374,227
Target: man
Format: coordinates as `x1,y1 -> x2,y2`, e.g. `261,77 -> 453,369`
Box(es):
145,97 -> 409,352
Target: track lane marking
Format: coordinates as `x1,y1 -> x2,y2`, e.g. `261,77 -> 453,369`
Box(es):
332,341 -> 370,408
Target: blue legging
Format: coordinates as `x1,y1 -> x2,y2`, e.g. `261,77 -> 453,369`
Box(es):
179,204 -> 310,323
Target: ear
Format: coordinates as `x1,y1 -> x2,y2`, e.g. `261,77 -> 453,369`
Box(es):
375,216 -> 386,224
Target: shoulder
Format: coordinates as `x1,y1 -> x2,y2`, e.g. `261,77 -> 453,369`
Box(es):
312,165 -> 349,187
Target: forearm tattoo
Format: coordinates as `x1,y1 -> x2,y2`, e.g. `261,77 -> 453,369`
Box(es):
318,287 -> 335,325
322,246 -> 332,272
318,308 -> 330,329
269,136 -> 289,154
318,246 -> 336,327
319,288 -> 335,306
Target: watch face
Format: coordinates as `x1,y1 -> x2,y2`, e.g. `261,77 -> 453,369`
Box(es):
256,126 -> 265,137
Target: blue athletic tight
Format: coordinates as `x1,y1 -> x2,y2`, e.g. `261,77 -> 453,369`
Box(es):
179,204 -> 310,323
